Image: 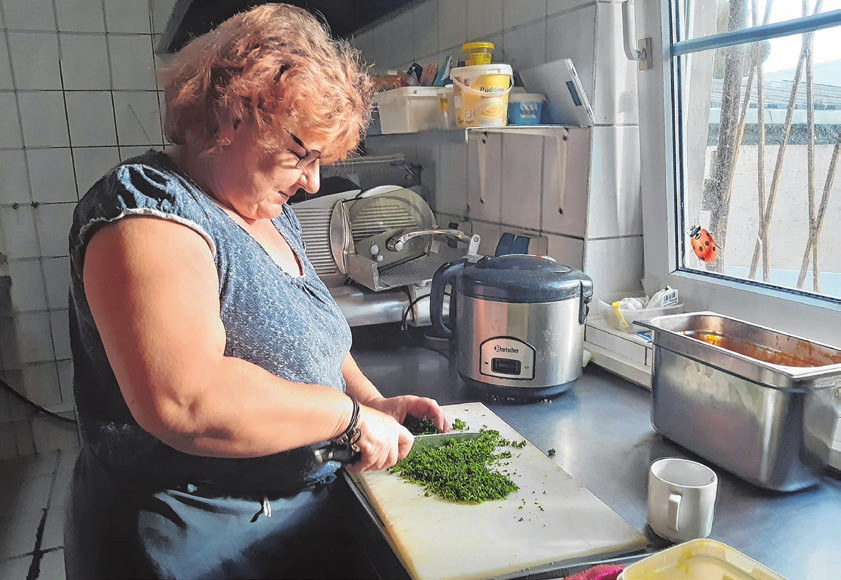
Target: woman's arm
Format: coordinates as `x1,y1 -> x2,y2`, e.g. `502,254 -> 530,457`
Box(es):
83,215 -> 354,458
341,353 -> 450,472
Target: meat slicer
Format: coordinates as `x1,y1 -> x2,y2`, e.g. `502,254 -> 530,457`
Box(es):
293,185 -> 480,327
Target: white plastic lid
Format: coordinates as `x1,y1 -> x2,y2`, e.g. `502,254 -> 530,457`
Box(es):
509,92 -> 545,103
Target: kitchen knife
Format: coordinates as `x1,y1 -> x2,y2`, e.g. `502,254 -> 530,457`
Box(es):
314,432 -> 483,464
406,431 -> 483,458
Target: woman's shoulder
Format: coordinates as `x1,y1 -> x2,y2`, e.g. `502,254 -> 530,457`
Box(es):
70,150 -> 218,268
77,149 -> 209,220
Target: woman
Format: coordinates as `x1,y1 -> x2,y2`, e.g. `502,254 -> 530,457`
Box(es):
64,4 -> 448,579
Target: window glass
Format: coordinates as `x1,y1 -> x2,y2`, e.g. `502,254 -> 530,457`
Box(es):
678,0 -> 841,40
674,1 -> 841,300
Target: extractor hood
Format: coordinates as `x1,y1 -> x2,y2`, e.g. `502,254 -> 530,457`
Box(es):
158,0 -> 418,54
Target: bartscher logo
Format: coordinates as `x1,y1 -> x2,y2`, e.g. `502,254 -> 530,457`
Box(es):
494,345 -> 519,353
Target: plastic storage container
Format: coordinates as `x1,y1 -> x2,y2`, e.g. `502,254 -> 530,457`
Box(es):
451,64 -> 513,128
373,86 -> 453,134
621,539 -> 785,580
507,92 -> 545,125
461,41 -> 494,66
595,296 -> 684,334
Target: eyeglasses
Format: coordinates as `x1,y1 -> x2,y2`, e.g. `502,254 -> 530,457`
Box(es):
284,129 -> 321,169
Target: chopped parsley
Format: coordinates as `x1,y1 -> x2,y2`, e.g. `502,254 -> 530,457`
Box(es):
389,428 -> 520,503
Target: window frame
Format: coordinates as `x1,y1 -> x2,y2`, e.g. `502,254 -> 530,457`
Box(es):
636,1 -> 841,347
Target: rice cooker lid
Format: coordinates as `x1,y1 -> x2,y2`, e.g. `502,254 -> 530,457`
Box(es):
458,255 -> 594,303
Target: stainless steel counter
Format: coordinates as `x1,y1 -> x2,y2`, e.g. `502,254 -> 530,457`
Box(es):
349,325 -> 841,580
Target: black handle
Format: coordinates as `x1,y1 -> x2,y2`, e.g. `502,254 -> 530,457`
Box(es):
314,444 -> 360,464
427,258 -> 467,340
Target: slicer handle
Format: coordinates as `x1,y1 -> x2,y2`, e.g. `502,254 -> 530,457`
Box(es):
386,228 -> 474,252
427,259 -> 467,340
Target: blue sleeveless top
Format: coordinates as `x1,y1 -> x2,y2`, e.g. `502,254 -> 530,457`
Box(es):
68,150 -> 352,493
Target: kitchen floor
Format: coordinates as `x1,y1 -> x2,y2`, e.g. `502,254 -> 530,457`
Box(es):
0,439 -> 79,580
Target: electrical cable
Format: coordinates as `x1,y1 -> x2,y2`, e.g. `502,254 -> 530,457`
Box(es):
400,291 -> 454,358
0,375 -> 77,424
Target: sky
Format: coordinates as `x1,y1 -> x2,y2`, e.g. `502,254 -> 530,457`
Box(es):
759,1 -> 841,71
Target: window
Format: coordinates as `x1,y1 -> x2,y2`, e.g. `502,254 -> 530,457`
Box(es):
635,1 -> 841,345
673,1 -> 841,301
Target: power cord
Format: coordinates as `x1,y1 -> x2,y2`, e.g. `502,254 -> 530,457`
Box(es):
399,291 -> 455,358
0,375 -> 77,424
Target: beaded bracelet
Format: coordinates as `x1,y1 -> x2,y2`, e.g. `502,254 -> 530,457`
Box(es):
337,394 -> 361,452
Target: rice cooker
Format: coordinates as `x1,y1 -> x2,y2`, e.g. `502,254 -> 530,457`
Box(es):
428,254 -> 593,399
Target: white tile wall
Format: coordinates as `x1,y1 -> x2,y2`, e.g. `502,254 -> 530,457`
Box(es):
60,34 -> 112,90
7,260 -> 47,312
0,92 -> 23,148
49,309 -> 71,360
502,19 -> 546,72
0,206 -> 39,259
15,311 -> 53,364
56,0 -> 106,33
466,0 -> 501,42
65,91 -> 118,146
586,125 -> 642,238
546,5 -> 597,104
56,358 -> 73,404
541,128 -> 590,237
0,38 -> 13,89
438,0 -> 467,53
150,0 -> 177,36
113,90 -> 163,145
584,236 -> 645,297
499,133 -> 543,230
42,257 -> 70,309
503,0 -> 546,30
105,0 -> 152,34
22,362 -> 61,406
0,149 -> 29,203
466,133 -> 502,222
18,91 -> 70,147
1,0 -> 170,457
2,0 -> 56,31
35,202 -> 76,257
108,35 -> 157,90
27,148 -> 77,203
73,146 -> 120,194
359,0 -> 642,294
7,32 -> 62,90
547,0 -> 592,16
436,142 -> 468,217
412,1 -> 439,61
546,233 -> 585,270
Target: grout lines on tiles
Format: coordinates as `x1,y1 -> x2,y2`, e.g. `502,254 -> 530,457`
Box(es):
24,450 -> 63,580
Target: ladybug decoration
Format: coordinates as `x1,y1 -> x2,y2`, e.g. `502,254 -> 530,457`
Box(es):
689,225 -> 718,263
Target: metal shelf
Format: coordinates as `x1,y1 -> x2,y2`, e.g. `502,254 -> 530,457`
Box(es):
364,125 -> 573,145
463,124 -> 571,142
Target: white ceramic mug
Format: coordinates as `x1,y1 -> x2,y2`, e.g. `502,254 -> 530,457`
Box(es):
647,457 -> 718,543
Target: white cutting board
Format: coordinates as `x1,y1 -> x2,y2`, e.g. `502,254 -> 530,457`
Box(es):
349,402 -> 647,580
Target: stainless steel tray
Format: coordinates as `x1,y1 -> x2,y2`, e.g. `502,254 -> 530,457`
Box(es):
637,312 -> 841,491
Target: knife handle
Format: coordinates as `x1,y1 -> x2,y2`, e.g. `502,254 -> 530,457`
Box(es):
314,445 -> 360,464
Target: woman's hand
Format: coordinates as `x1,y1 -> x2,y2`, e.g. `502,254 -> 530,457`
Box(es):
344,405 -> 414,473
365,395 -> 450,434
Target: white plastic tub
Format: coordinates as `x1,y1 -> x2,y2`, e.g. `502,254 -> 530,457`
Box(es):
595,297 -> 684,334
374,86 -> 453,134
621,539 -> 785,579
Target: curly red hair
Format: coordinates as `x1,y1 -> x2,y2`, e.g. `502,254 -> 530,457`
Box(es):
159,3 -> 373,165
